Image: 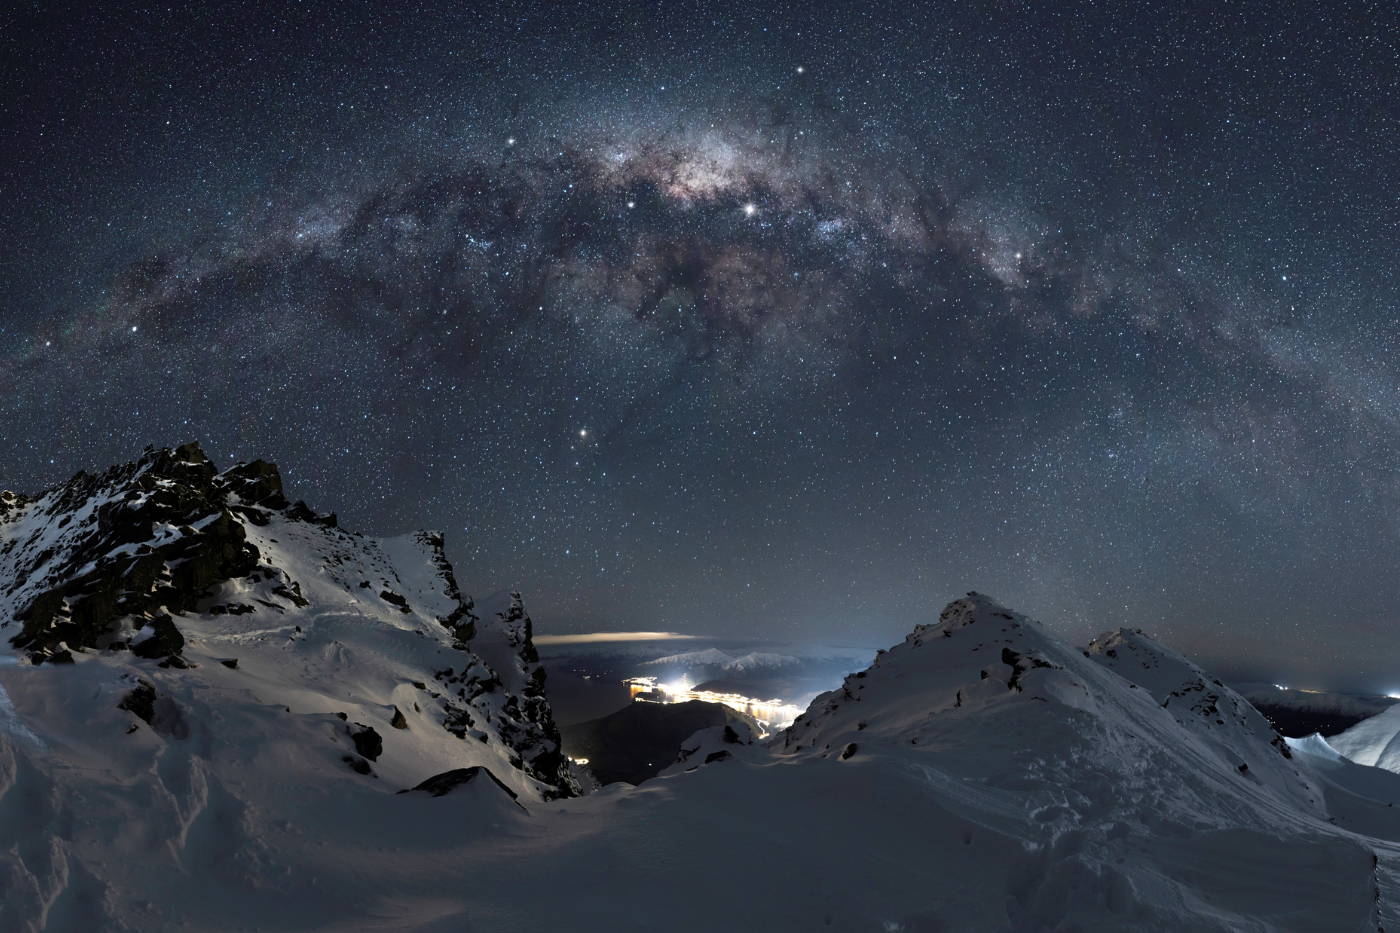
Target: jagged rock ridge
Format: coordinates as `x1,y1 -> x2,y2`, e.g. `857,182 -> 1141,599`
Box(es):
0,442 -> 576,798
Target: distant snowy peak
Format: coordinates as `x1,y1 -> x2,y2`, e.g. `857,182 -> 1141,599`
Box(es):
641,648 -> 804,672
642,648 -> 736,668
0,442 -> 577,798
721,652 -> 801,673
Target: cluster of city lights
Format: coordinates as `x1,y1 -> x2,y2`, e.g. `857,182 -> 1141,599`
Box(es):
624,677 -> 804,731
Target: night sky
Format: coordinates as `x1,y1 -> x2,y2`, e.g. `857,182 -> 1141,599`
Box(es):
3,1 -> 1398,689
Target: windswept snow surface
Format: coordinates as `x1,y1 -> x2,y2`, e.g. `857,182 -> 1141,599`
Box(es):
3,458 -> 1400,933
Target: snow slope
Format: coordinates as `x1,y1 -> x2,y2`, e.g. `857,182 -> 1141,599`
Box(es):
1332,704 -> 1400,771
4,453 -> 1400,932
0,444 -> 585,931
430,593 -> 1394,930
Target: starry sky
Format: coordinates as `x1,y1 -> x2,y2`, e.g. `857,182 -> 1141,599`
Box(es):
3,1 -> 1399,689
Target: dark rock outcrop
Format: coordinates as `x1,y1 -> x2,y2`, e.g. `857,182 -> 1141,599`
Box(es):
4,443 -> 259,662
0,443 -> 349,664
471,592 -> 575,793
401,766 -> 518,800
221,459 -> 289,509
418,530 -> 476,643
285,500 -> 337,527
130,614 -> 186,660
379,589 -> 411,613
349,725 -> 383,761
117,679 -> 157,724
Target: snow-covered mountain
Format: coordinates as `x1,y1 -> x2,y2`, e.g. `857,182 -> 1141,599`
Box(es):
640,648 -> 802,673
5,463 -> 1400,933
639,647 -> 736,669
0,443 -> 577,804
722,651 -> 801,673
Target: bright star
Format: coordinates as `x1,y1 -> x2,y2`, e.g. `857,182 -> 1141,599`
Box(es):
796,66 -> 805,73
507,137 -> 515,145
580,429 -> 587,437
744,203 -> 756,216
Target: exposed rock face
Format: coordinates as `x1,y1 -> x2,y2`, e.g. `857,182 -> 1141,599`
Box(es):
130,614 -> 186,660
350,725 -> 384,761
116,679 -> 157,724
466,591 -> 575,794
2,443 -> 259,663
417,530 -> 477,643
0,443 -> 578,799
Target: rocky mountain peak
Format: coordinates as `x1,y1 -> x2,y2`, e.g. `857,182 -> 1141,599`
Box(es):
2,441 -> 260,663
0,443 -> 578,799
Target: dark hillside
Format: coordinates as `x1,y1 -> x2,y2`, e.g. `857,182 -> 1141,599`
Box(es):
560,700 -> 754,786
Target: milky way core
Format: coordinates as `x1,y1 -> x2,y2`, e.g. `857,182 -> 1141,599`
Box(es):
3,2 -> 1398,688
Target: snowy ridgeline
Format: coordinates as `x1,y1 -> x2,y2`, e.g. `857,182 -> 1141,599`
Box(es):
3,446 -> 1400,930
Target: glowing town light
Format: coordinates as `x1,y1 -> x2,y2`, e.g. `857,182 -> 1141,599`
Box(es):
624,677 -> 804,731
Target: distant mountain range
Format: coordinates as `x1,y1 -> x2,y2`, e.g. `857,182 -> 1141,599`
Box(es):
1233,683 -> 1399,737
640,648 -> 806,673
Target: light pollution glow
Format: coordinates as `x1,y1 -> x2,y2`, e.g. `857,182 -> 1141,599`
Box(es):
625,676 -> 805,731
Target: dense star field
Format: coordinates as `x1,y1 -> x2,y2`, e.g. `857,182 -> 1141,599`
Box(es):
2,1 -> 1397,687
